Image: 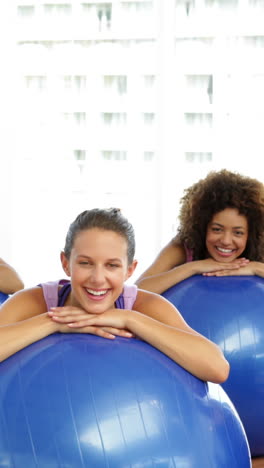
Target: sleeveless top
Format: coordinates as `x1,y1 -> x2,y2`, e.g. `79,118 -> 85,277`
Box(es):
39,279 -> 138,311
184,244 -> 194,263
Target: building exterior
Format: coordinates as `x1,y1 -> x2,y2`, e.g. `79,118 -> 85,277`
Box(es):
1,0 -> 264,284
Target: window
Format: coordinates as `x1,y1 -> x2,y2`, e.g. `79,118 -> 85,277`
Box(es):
185,152 -> 213,163
63,76 -> 72,89
185,113 -> 213,128
101,150 -> 127,160
43,4 -> 72,15
102,113 -> 127,126
243,36 -> 264,48
175,0 -> 195,16
63,75 -> 87,91
63,112 -> 86,126
185,75 -> 213,104
25,76 -> 47,91
142,113 -> 155,125
74,76 -> 87,90
97,3 -> 112,27
143,75 -> 156,88
205,0 -> 238,7
103,76 -> 127,95
144,151 -> 155,161
74,150 -> 86,161
6,0 -> 264,289
74,113 -> 86,125
121,1 -> 153,12
17,6 -> 35,17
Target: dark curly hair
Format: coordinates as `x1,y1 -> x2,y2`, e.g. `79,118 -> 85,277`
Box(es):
63,208 -> 135,264
175,169 -> 264,261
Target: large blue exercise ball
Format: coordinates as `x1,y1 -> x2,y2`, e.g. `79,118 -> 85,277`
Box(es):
0,292 -> 8,304
163,275 -> 264,457
0,334 -> 250,468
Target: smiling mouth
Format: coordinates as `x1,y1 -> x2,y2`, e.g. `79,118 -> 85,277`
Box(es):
86,289 -> 108,296
216,247 -> 234,254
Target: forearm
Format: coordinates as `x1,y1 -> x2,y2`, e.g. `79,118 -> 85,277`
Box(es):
253,262 -> 264,278
0,265 -> 24,294
0,313 -> 58,362
136,263 -> 197,294
126,311 -> 229,383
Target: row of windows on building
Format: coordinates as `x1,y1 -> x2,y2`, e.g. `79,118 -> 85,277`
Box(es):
17,0 -> 264,19
74,149 -> 155,162
63,112 -> 157,126
17,0 -> 264,30
24,74 -> 212,104
24,75 -> 156,93
22,110 -> 211,129
62,112 -> 213,127
73,149 -> 212,163
17,2 -> 153,19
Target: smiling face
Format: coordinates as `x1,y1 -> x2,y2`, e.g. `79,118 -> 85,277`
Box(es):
61,228 -> 137,314
205,208 -> 248,262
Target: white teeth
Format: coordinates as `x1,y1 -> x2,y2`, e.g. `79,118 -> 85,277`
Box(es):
217,247 -> 233,253
86,289 -> 107,296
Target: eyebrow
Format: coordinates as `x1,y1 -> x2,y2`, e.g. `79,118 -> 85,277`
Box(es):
77,255 -> 122,262
211,222 -> 246,229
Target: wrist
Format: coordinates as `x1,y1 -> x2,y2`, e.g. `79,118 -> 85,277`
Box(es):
125,309 -> 139,331
43,313 -> 60,334
253,261 -> 262,276
122,309 -> 131,328
186,261 -> 200,276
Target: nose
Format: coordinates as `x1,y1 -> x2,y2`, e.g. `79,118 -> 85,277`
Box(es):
90,266 -> 105,285
220,231 -> 233,246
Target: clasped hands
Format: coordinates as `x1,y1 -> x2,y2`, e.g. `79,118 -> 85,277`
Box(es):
48,306 -> 133,340
198,257 -> 253,277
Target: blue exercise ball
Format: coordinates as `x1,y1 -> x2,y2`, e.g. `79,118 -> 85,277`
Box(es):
163,275 -> 264,457
0,334 -> 250,468
0,292 -> 8,304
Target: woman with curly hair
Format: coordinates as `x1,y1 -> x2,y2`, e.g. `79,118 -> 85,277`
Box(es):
136,169 -> 264,294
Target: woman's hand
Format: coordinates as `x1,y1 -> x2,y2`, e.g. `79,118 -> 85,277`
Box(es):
48,306 -> 133,339
67,307 -> 129,330
203,260 -> 262,277
193,257 -> 250,275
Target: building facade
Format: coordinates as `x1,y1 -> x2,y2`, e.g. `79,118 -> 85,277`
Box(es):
1,0 -> 264,284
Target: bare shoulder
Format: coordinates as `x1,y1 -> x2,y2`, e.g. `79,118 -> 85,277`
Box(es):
155,238 -> 185,261
136,240 -> 186,281
0,257 -> 9,265
0,258 -> 16,268
134,288 -> 170,308
162,238 -> 186,259
0,286 -> 47,325
133,288 -> 190,329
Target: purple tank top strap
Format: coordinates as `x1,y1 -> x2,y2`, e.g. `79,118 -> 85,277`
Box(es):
112,284 -> 138,309
39,279 -> 70,310
122,284 -> 137,309
115,294 -> 125,309
58,282 -> 72,306
184,244 -> 194,263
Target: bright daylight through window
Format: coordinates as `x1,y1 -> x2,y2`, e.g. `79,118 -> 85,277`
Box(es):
0,0 -> 264,286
